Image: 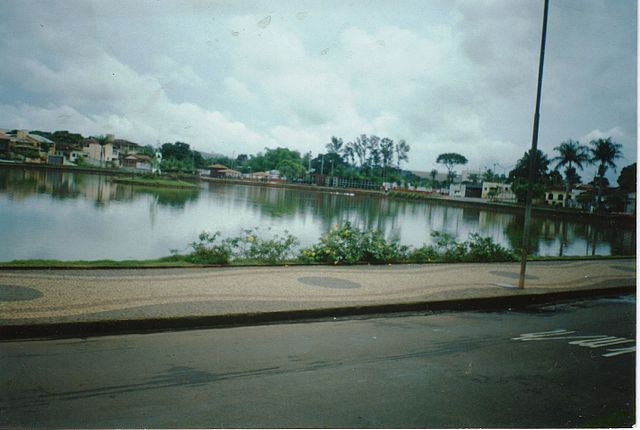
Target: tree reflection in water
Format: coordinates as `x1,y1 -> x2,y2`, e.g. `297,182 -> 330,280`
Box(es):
0,167 -> 635,259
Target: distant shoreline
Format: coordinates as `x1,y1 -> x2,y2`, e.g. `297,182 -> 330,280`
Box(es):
1,162 -> 634,224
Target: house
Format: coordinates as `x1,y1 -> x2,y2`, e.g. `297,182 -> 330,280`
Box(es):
481,182 -> 516,202
448,182 -> 483,198
122,154 -> 152,171
46,154 -> 65,165
209,163 -> 229,177
83,137 -> 120,167
250,171 -> 269,179
222,168 -> 242,178
51,143 -> 83,165
0,130 -> 11,156
13,130 -> 54,148
544,187 -> 571,207
112,139 -> 140,154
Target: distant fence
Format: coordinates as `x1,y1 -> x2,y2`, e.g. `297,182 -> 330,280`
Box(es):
288,175 -> 380,190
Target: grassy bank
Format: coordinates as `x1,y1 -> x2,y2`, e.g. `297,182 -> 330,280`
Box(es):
110,177 -> 198,189
0,254 -> 632,269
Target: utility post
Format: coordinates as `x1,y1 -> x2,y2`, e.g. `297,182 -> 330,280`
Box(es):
519,0 -> 550,289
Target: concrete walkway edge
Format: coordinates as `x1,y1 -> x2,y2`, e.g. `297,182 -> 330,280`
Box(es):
1,285 -> 634,341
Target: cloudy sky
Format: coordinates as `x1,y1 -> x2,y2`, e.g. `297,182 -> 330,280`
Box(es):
0,0 -> 636,178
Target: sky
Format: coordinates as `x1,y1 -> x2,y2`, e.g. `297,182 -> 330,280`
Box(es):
0,0 -> 636,180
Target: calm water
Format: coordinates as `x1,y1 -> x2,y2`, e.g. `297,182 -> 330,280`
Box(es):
0,167 -> 635,261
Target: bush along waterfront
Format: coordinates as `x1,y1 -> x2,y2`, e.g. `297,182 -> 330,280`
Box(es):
185,222 -> 517,265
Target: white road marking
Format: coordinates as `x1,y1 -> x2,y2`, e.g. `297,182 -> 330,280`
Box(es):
512,329 -> 636,358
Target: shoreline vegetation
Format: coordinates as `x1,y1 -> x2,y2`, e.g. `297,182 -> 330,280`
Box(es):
1,162 -> 633,223
0,223 -> 634,269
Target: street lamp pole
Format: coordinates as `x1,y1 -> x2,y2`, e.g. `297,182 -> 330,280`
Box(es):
519,0 -> 550,289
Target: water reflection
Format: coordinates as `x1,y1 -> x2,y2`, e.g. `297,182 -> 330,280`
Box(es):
0,167 -> 635,261
1,168 -> 199,209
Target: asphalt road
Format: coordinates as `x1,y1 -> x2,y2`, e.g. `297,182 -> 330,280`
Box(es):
0,295 -> 635,428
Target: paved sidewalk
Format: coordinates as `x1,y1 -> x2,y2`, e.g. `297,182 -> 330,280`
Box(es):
0,259 -> 635,338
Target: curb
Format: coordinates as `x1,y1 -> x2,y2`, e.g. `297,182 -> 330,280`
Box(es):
0,286 -> 634,341
0,256 -> 634,271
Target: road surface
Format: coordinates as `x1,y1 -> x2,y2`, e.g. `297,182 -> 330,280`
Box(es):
0,294 -> 635,428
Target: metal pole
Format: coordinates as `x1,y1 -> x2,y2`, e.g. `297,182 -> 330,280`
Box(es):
519,0 -> 549,289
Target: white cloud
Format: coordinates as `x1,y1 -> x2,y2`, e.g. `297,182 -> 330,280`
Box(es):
0,0 -> 634,172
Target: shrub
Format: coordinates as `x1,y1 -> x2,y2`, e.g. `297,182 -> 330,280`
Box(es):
428,231 -> 516,263
300,222 -> 408,264
408,245 -> 439,263
187,225 -> 517,265
465,233 -> 517,262
187,231 -> 233,264
360,229 -> 409,263
233,228 -> 299,263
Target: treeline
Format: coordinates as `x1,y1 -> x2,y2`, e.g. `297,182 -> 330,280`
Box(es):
507,138 -> 634,212
208,135 -> 417,185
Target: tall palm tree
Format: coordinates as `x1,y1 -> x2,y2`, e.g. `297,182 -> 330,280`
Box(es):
589,137 -> 623,209
95,135 -> 111,167
552,139 -> 589,202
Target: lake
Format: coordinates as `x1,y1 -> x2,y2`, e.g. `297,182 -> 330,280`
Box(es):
0,167 -> 635,261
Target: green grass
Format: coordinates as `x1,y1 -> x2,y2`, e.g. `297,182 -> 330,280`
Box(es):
111,177 -> 198,189
0,257 -> 198,268
1,254 -> 633,269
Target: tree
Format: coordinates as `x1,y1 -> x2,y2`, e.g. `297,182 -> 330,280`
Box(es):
395,140 -> 410,170
353,135 -> 368,168
508,149 -> 550,182
366,135 -> 381,169
429,169 -> 438,190
436,153 -> 467,185
343,142 -> 356,166
325,136 -> 344,155
508,149 -> 550,203
467,173 -> 480,184
589,137 -> 623,209
482,169 -> 500,183
552,139 -> 589,197
617,162 -> 636,193
277,159 -> 305,179
161,141 -> 192,161
247,147 -> 303,173
95,135 -> 111,167
310,152 -> 345,176
380,138 -> 395,175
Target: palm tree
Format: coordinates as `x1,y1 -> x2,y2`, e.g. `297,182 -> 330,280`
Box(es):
95,135 -> 111,167
325,136 -> 343,154
589,137 -> 623,209
552,139 -> 589,203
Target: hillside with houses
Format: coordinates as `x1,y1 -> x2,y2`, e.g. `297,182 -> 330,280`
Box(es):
0,128 -> 635,216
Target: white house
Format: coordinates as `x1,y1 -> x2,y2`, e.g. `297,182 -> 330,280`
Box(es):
481,182 -> 516,202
